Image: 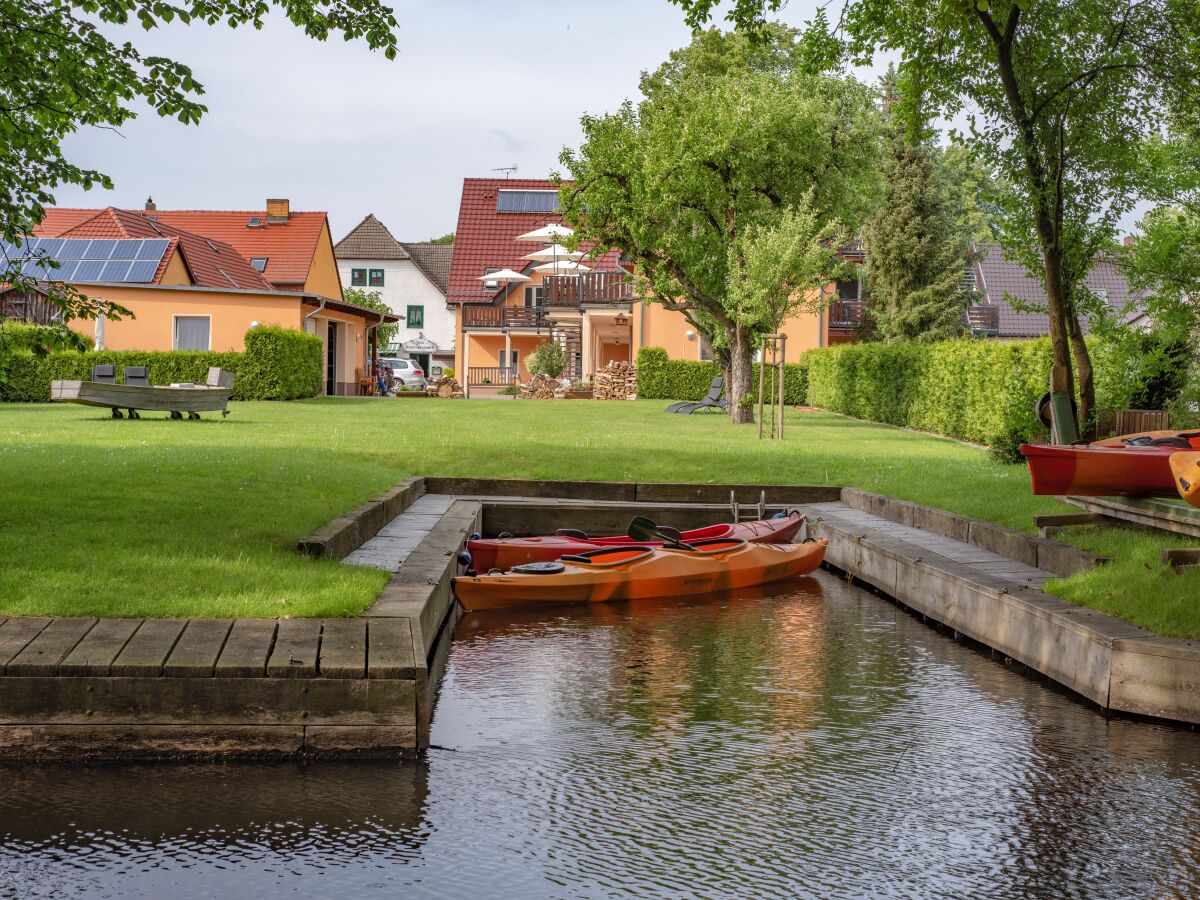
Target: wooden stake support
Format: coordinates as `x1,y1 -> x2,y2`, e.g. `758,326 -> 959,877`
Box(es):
757,333 -> 786,440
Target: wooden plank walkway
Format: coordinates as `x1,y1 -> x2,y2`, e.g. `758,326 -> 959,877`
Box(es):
0,618 -> 408,679
342,494 -> 456,572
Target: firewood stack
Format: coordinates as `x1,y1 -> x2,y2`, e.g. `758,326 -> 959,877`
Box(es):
593,361 -> 638,400
424,376 -> 464,398
519,373 -> 562,399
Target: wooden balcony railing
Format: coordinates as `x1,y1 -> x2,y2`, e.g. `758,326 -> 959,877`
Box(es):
461,305 -> 551,329
467,367 -> 519,387
965,304 -> 1000,334
544,273 -> 632,306
828,300 -> 866,330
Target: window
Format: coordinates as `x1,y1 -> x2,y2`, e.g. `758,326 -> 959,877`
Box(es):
524,286 -> 545,307
250,257 -> 268,272
699,337 -> 714,361
174,316 -> 210,351
836,279 -> 861,301
406,305 -> 424,328
369,268 -> 385,287
350,268 -> 367,286
500,349 -> 519,372
483,267 -> 500,289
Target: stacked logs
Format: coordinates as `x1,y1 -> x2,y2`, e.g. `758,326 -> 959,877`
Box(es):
424,376 -> 464,398
519,373 -> 562,399
593,361 -> 637,400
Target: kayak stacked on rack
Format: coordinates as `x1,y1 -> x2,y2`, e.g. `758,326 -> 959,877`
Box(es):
452,514 -> 825,611
1020,430 -> 1200,500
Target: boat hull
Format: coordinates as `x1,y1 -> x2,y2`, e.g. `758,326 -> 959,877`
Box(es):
51,380 -> 231,414
1020,442 -> 1180,497
453,539 -> 827,611
468,514 -> 804,572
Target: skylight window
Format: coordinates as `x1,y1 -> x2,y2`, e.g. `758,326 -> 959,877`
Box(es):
250,257 -> 268,272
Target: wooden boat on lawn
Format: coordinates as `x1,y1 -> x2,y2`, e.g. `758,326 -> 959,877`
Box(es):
1020,429 -> 1200,498
467,512 -> 805,572
51,367 -> 235,419
452,538 -> 828,611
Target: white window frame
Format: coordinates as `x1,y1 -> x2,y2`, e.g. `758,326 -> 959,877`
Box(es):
524,285 -> 545,307
172,314 -> 212,351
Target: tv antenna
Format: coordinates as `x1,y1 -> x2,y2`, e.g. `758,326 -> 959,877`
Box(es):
493,164 -> 518,179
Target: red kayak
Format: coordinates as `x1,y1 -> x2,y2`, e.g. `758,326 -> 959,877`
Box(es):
1020,441 -> 1192,497
468,513 -> 805,572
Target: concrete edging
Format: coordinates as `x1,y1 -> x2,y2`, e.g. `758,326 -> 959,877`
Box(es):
297,477 -> 426,560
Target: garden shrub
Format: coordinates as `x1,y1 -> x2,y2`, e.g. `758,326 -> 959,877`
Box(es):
1,325 -> 322,402
635,346 -> 808,403
0,321 -> 94,352
802,337 -> 1150,461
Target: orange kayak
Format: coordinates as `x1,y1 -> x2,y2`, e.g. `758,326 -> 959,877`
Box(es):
452,538 -> 828,611
467,513 -> 804,572
1170,452 -> 1200,507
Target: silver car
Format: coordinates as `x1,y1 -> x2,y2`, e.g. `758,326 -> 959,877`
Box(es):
378,357 -> 427,388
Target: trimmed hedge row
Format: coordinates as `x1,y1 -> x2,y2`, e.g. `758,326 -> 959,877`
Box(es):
635,346 -> 809,404
801,338 -> 1136,460
1,326 -> 322,402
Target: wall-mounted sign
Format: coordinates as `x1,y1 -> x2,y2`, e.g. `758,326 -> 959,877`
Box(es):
404,338 -> 438,352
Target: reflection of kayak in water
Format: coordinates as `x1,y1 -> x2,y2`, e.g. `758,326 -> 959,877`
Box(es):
453,539 -> 827,612
467,514 -> 805,572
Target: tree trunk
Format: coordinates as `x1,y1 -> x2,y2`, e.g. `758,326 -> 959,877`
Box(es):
1066,304 -> 1096,438
725,321 -> 754,425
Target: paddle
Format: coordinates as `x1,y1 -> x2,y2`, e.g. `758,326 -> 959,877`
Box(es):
627,516 -> 698,551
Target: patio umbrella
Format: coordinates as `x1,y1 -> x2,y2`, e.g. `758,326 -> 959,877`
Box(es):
516,224 -> 574,243
521,244 -> 583,262
532,260 -> 591,273
477,268 -> 531,283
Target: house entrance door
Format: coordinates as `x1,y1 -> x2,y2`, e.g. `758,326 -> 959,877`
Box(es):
326,322 -> 338,395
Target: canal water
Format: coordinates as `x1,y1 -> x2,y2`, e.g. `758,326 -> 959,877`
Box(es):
3,572 -> 1200,898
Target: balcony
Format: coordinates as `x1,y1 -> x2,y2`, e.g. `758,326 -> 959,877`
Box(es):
467,366 -> 519,387
544,273 -> 632,306
828,300 -> 866,330
461,305 -> 551,329
965,304 -> 1000,335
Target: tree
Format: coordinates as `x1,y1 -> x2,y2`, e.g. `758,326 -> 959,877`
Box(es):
560,28 -> 880,423
1,0 -> 398,350
345,288 -> 398,348
526,340 -> 568,380
863,68 -> 972,342
671,0 -> 1200,437
428,233 -> 455,244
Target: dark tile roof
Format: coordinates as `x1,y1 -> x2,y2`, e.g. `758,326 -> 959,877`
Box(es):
400,242 -> 453,294
334,213 -> 410,261
971,243 -> 1140,338
445,177 -> 623,305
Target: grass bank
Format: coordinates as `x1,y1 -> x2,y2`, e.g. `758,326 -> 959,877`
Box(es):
1,399 -> 1197,635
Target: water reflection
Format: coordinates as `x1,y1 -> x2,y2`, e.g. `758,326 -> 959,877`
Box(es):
2,573 -> 1200,898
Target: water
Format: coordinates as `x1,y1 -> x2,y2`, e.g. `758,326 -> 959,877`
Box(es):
3,573 -> 1200,898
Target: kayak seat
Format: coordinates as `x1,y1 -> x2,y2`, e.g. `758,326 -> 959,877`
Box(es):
562,547 -> 655,566
511,561 -> 567,575
1149,437 -> 1192,448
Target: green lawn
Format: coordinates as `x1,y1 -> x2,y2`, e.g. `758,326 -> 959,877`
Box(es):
2,398 -> 1199,636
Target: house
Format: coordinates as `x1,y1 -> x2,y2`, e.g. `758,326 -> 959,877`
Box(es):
962,243 -> 1139,338
24,200 -> 397,395
333,214 -> 456,377
447,178 -> 854,395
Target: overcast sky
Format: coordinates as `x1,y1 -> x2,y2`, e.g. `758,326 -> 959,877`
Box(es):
54,0 -> 841,244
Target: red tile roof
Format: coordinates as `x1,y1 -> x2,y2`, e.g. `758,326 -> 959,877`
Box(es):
48,207 -> 274,291
445,178 -> 623,305
35,206 -> 329,290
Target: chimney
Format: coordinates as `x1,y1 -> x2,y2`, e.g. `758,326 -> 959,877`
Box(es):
266,198 -> 290,223
145,196 -> 156,211
1123,235 -> 1136,247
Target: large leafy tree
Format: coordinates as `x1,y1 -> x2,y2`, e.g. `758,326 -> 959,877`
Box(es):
672,0 -> 1200,437
1,0 -> 398,351
863,68 -> 972,342
560,29 -> 880,423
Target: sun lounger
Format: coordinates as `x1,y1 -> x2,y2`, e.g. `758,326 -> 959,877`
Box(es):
665,376 -> 727,414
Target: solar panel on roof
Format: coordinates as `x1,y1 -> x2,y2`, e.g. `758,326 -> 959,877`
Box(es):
73,260 -> 106,282
102,261 -> 132,281
137,239 -> 168,260
8,237 -> 168,283
126,260 -> 158,282
109,240 -> 140,259
84,240 -> 116,259
496,190 -> 561,213
33,238 -> 64,258
59,239 -> 90,259
54,261 -> 79,282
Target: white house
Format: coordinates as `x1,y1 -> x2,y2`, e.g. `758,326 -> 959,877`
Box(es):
334,214 -> 455,377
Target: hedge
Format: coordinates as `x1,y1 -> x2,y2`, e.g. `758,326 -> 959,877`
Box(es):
1,325 -> 322,402
801,337 -> 1141,461
635,346 -> 809,404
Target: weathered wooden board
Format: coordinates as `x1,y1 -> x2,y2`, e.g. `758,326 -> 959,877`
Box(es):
267,618 -> 321,678
0,618 -> 53,670
319,620 -> 367,678
6,619 -> 97,676
214,620 -> 277,678
1063,494 -> 1200,539
110,619 -> 187,676
58,619 -> 142,676
163,619 -> 233,677
367,619 -> 418,679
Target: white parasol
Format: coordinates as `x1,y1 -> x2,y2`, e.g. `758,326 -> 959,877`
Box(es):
532,260 -> 591,273
515,224 -> 574,243
521,244 -> 584,262
477,268 -> 531,284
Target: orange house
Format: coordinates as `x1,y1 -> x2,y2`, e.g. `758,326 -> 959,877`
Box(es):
446,178 -> 862,396
30,200 -> 396,395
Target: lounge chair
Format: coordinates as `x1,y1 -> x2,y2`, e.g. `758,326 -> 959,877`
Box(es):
665,376 -> 727,414
91,365 -> 116,384
123,366 -> 149,387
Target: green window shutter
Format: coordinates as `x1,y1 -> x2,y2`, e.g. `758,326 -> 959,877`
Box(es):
406,305 -> 424,328
350,268 -> 366,286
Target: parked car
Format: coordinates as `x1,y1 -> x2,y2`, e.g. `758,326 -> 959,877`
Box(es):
378,357 -> 426,388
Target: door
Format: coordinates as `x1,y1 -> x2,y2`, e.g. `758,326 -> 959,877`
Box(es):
326,321 -> 338,396
412,353 -> 431,379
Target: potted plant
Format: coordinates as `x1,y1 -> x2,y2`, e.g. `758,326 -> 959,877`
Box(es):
566,380 -> 594,400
